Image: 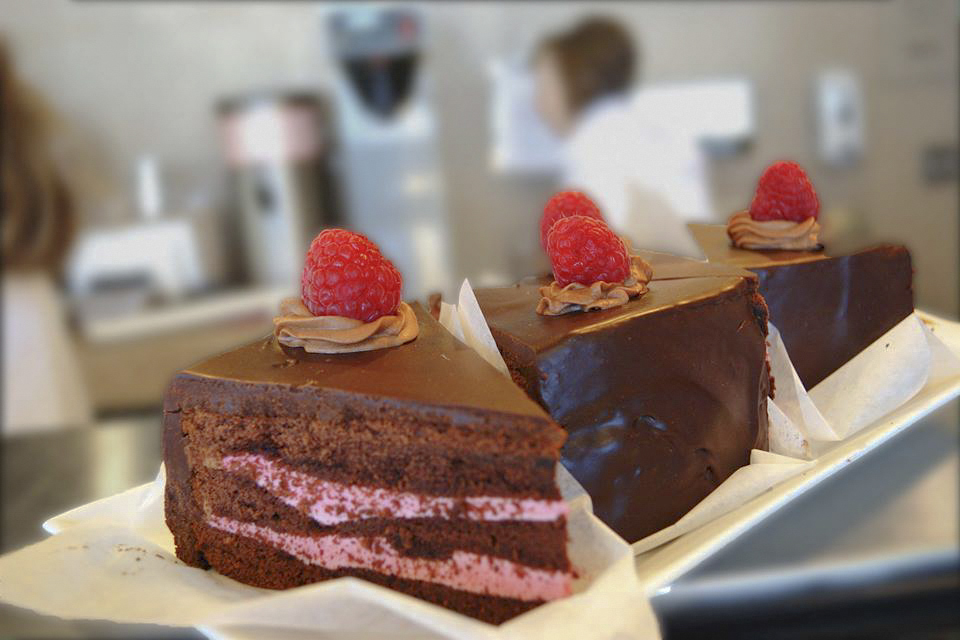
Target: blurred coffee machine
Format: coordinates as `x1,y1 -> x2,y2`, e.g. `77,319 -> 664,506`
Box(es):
326,5 -> 454,300
217,92 -> 337,288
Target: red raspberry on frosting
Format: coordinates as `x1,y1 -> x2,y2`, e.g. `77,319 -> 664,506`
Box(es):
749,161 -> 820,222
546,215 -> 630,288
301,229 -> 403,323
540,190 -> 605,250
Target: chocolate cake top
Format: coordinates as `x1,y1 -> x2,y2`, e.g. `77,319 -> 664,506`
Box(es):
475,250 -> 762,354
689,223 -> 911,270
689,223 -> 828,268
171,303 -> 552,423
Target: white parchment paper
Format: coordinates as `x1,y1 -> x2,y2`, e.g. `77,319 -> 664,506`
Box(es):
440,279 -> 511,377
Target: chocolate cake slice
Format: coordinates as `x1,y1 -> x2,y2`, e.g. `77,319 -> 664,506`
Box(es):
475,251 -> 771,543
164,303 -> 573,624
689,223 -> 914,389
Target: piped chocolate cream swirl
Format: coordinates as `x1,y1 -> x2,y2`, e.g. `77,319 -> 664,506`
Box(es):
727,210 -> 821,251
274,298 -> 419,354
537,255 -> 653,316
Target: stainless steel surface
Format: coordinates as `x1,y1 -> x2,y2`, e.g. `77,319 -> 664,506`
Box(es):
1,417 -> 201,639
1,403 -> 957,638
653,399 -> 960,639
2,417 -> 163,554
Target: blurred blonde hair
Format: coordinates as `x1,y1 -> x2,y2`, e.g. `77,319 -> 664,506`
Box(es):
1,36 -> 74,273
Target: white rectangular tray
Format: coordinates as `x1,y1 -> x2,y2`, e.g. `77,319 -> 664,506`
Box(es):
634,311 -> 960,593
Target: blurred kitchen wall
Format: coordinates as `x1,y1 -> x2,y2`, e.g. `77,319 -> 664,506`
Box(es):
2,1 -> 957,423
1,2 -> 335,226
4,0 -> 957,311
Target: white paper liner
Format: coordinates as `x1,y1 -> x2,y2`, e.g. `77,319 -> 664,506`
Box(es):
440,279 -> 511,377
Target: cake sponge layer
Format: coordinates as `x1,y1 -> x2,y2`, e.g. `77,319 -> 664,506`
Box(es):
179,409 -> 560,500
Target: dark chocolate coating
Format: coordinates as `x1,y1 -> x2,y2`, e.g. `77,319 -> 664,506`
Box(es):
475,251 -> 771,543
689,225 -> 914,389
169,304 -> 552,423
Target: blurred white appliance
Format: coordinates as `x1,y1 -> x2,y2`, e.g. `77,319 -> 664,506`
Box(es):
218,92 -> 336,288
326,5 -> 454,300
634,78 -> 756,156
489,73 -> 756,175
67,220 -> 205,301
816,69 -> 865,168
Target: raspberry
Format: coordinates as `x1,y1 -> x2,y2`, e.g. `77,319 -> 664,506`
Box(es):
300,229 -> 403,323
749,161 -> 820,222
540,191 -> 605,250
546,215 -> 630,287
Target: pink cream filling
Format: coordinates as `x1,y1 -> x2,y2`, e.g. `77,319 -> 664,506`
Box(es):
208,515 -> 572,602
222,453 -> 568,526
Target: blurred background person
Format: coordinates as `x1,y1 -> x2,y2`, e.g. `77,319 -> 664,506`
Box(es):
1,38 -> 92,434
533,17 -> 711,255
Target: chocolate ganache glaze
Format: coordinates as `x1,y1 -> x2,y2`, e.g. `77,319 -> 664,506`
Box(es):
164,304 -> 556,434
689,224 -> 914,389
475,251 -> 771,542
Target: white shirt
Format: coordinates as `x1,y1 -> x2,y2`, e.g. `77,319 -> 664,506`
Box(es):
561,94 -> 712,257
